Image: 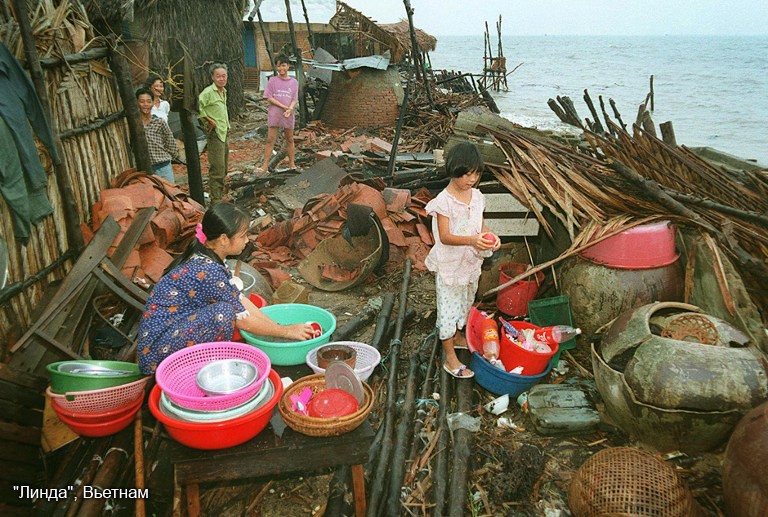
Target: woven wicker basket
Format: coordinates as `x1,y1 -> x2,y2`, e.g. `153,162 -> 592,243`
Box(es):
569,447 -> 698,517
278,374 -> 374,437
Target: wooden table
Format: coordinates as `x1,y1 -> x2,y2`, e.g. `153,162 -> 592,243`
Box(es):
169,419 -> 373,517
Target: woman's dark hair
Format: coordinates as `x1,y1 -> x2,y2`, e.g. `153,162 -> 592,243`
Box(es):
275,54 -> 291,66
165,203 -> 249,273
445,141 -> 484,178
135,86 -> 153,100
146,74 -> 163,94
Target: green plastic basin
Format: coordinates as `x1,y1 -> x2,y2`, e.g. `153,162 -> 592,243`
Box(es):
47,360 -> 144,394
241,304 -> 336,365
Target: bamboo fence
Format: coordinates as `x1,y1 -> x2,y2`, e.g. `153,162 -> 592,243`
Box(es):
0,0 -> 132,349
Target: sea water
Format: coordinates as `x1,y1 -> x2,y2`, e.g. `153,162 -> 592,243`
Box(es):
429,35 -> 768,166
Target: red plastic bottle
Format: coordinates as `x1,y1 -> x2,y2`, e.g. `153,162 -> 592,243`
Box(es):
533,325 -> 582,344
481,318 -> 500,360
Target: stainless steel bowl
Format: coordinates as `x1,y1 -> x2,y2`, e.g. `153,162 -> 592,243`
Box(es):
195,359 -> 258,396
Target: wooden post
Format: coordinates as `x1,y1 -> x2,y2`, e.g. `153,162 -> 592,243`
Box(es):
609,98 -> 628,132
299,0 -> 315,52
169,39 -> 204,205
583,89 -> 604,134
283,0 -> 307,128
649,74 -> 654,111
660,121 -> 677,146
11,0 -> 84,250
255,9 -> 277,76
641,110 -> 657,137
109,41 -> 153,174
403,0 -> 434,108
387,83 -> 410,176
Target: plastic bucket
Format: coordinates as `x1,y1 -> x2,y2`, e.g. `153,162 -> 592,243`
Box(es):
498,320 -> 558,376
496,263 -> 544,317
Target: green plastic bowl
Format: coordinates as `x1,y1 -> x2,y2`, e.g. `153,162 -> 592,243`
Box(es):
47,360 -> 144,394
241,304 -> 337,365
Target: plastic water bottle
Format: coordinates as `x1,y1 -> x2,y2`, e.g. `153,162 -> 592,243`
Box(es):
533,325 -> 582,344
481,318 -> 500,361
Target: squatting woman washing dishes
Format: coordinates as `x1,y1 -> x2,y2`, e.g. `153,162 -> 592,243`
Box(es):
137,202 -> 314,374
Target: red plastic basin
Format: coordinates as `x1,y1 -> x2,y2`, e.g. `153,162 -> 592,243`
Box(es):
498,320 -> 559,376
148,368 -> 283,450
579,220 -> 678,269
56,398 -> 141,437
52,392 -> 143,425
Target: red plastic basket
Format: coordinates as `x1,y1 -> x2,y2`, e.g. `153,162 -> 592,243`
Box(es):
155,341 -> 271,411
52,393 -> 143,424
56,400 -> 141,437
46,377 -> 149,414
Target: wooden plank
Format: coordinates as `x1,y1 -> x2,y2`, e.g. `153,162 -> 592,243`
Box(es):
0,364 -> 47,392
351,463 -> 366,517
0,399 -> 43,428
9,217 -> 120,354
173,421 -> 374,485
0,421 -> 40,446
485,218 -> 540,237
186,483 -> 200,517
0,440 -> 40,465
40,397 -> 78,453
483,192 -> 541,212
0,459 -> 39,484
0,379 -> 44,409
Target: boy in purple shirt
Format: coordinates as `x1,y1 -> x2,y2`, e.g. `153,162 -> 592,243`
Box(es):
259,54 -> 298,173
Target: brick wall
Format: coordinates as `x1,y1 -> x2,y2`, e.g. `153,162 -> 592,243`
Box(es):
321,68 -> 404,129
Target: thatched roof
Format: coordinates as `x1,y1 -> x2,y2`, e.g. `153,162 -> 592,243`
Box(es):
379,20 -> 437,53
331,1 -> 436,62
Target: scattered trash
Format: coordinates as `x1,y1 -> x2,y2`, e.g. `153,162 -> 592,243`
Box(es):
446,412 -> 481,433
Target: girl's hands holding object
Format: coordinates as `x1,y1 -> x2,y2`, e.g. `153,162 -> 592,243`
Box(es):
482,232 -> 501,251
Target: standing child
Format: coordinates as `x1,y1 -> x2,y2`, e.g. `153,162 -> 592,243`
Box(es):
258,54 -> 298,173
425,142 -> 500,378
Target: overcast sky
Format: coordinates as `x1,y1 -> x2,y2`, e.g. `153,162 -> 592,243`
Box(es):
340,0 -> 768,36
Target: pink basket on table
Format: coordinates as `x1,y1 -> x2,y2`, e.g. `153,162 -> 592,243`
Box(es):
155,342 -> 271,412
46,377 -> 150,414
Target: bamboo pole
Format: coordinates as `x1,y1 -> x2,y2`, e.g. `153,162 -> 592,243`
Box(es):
367,259 -> 412,517
447,371 -> 473,516
431,351 -> 451,517
134,409 -> 146,517
386,349 -> 420,515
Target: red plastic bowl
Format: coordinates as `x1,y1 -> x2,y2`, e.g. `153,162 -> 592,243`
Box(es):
56,399 -> 141,437
148,368 -> 283,450
579,220 -> 678,269
52,393 -> 143,424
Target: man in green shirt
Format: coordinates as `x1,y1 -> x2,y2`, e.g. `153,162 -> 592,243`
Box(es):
198,63 -> 230,203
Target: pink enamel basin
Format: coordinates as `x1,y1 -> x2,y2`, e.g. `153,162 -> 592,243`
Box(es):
579,221 -> 678,269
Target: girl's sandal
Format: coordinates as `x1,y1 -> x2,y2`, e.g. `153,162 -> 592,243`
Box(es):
443,363 -> 474,379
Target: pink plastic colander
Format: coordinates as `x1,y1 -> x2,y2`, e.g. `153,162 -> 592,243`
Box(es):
155,342 -> 271,411
46,377 -> 150,414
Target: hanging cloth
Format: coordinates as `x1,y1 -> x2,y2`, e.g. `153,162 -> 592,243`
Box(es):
0,42 -> 60,245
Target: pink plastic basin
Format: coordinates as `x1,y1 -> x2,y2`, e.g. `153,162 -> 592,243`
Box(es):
579,221 -> 678,269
